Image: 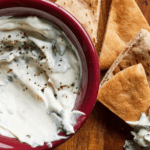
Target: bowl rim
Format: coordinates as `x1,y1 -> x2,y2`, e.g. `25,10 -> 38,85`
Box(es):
0,0 -> 100,149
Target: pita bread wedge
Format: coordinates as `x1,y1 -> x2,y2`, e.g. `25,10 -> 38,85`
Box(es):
99,0 -> 150,70
100,29 -> 150,87
55,0 -> 101,46
98,64 -> 150,122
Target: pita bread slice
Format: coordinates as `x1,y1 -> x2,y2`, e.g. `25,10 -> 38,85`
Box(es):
99,0 -> 150,70
100,29 -> 150,87
98,64 -> 150,122
55,0 -> 101,46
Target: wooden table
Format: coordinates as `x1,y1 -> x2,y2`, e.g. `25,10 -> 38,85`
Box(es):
55,0 -> 150,149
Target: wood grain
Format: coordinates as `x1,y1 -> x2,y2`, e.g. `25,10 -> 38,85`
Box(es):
55,0 -> 150,150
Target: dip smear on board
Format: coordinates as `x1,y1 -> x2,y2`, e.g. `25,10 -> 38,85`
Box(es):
0,16 -> 83,147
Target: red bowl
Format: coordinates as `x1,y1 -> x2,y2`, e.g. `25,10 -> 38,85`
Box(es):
0,0 -> 100,149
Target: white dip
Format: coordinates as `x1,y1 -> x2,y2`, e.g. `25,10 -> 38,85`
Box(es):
124,107 -> 150,150
0,16 -> 84,147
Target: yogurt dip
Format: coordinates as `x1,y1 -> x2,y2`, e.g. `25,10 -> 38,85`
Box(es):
0,16 -> 84,147
124,107 -> 150,150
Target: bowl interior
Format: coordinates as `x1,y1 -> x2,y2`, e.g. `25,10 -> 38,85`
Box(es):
0,1 -> 100,149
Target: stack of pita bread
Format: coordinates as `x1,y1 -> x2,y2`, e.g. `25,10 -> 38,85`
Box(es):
96,0 -> 150,123
98,29 -> 150,122
95,0 -> 150,126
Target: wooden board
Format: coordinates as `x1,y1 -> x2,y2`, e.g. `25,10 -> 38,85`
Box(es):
55,0 -> 150,150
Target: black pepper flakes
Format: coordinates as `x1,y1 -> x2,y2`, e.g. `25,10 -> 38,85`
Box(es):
7,69 -> 13,73
18,47 -> 21,50
60,86 -> 63,89
71,83 -> 75,87
24,32 -> 27,37
41,88 -> 45,93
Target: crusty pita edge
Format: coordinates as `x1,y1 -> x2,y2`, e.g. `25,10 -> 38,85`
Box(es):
100,29 -> 150,87
98,64 -> 150,122
55,0 -> 101,46
99,0 -> 150,70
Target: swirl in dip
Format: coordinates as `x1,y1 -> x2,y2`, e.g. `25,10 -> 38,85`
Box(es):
0,16 -> 83,147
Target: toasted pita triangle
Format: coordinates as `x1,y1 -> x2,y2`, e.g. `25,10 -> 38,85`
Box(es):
100,29 -> 150,87
55,0 -> 101,46
99,0 -> 150,70
98,64 -> 150,121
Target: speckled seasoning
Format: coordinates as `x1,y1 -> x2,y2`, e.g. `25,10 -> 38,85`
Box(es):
0,16 -> 84,148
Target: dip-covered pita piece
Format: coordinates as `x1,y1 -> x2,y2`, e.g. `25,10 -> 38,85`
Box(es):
98,64 -> 150,122
55,0 -> 101,46
99,0 -> 150,70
